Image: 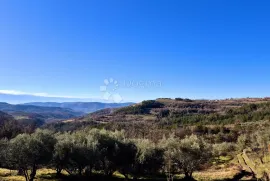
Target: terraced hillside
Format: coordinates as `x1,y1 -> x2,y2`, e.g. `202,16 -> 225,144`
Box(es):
73,98 -> 270,125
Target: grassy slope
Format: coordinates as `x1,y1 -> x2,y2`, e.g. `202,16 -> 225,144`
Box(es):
0,156 -> 247,181
0,166 -> 242,181
73,98 -> 270,124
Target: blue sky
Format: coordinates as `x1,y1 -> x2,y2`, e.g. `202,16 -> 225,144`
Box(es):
1,0 -> 270,102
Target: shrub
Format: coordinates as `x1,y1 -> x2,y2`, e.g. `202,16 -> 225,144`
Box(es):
213,142 -> 237,156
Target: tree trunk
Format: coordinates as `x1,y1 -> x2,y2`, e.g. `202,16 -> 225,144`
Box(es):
166,174 -> 173,181
184,171 -> 194,181
78,167 -> 82,176
260,157 -> 264,164
108,171 -> 114,176
23,169 -> 29,181
65,169 -> 72,175
124,174 -> 129,181
29,165 -> 36,181
184,171 -> 189,178
104,169 -> 114,177
56,167 -> 62,177
17,168 -> 24,176
86,166 -> 92,177
262,172 -> 270,181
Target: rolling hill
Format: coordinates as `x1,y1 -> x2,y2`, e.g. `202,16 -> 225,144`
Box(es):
0,102 -> 84,123
75,97 -> 270,125
0,111 -> 21,138
22,102 -> 134,113
0,111 -> 14,124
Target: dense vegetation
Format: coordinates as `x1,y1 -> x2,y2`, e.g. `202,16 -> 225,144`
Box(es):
0,111 -> 21,139
84,98 -> 270,126
0,121 -> 269,181
0,129 -> 212,181
0,98 -> 270,181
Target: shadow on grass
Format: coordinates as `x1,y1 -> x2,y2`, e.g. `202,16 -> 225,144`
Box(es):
38,173 -> 197,181
39,173 -> 58,179
213,170 -> 255,181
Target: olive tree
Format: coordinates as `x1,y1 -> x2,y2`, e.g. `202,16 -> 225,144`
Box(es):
53,132 -> 73,176
53,129 -> 131,177
250,130 -> 270,163
114,140 -> 137,179
84,133 -> 99,176
68,132 -> 90,176
133,139 -> 163,179
212,142 -> 237,156
0,139 -> 9,167
237,134 -> 249,151
177,135 -> 212,180
96,130 -> 128,176
160,134 -> 212,181
54,131 -> 99,176
159,134 -> 181,181
9,129 -> 56,181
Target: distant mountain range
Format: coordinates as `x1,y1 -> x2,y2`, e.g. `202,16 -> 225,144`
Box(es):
0,93 -> 105,104
0,101 -> 133,133
0,93 -> 134,113
22,102 -> 134,113
0,102 -> 84,122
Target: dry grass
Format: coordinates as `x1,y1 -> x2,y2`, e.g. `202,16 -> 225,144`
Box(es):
0,168 -> 25,181
0,161 -> 253,181
62,119 -> 75,123
14,116 -> 29,120
193,167 -> 239,180
0,168 -> 60,181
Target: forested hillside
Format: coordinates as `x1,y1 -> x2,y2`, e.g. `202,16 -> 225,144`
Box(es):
71,98 -> 270,125
0,98 -> 269,181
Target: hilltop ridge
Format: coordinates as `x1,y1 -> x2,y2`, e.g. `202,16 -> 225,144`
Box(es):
75,97 -> 270,125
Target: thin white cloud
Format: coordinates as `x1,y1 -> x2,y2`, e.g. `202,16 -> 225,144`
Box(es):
0,89 -> 135,103
0,90 -> 30,95
0,90 -> 94,99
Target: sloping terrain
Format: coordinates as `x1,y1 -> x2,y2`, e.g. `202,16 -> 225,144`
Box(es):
0,111 -> 14,123
0,111 -> 21,139
22,102 -> 134,113
0,102 -> 84,123
76,98 -> 270,125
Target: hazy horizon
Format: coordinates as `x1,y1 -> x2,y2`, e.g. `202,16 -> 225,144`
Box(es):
0,91 -> 269,105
